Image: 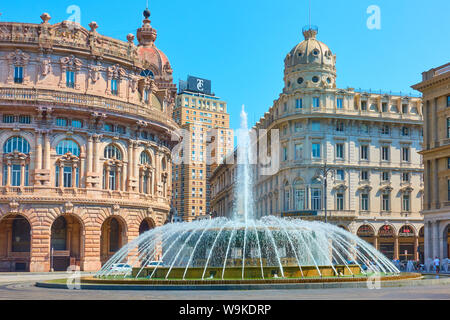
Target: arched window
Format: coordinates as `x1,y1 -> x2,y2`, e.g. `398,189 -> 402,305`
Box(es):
140,69 -> 154,78
103,144 -> 123,191
104,144 -> 122,160
56,140 -> 80,157
3,137 -> 31,187
51,216 -> 67,250
55,140 -> 80,188
4,136 -> 30,154
139,151 -> 153,194
11,216 -> 30,252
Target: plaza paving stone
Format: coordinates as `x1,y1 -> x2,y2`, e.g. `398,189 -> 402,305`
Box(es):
0,273 -> 448,300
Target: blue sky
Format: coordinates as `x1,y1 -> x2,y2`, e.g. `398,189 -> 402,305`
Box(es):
1,0 -> 449,131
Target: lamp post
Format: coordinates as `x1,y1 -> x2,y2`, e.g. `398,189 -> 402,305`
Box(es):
315,161 -> 334,224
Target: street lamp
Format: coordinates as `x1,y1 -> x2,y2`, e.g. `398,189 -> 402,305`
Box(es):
315,161 -> 334,224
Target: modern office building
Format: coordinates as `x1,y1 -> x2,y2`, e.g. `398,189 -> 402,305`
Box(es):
172,76 -> 233,221
0,9 -> 179,271
211,27 -> 425,261
413,63 -> 450,261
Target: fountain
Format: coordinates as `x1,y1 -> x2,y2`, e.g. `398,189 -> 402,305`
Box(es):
90,106 -> 419,286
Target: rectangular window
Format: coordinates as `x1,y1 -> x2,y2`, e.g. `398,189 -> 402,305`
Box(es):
336,121 -> 344,132
311,189 -> 321,210
63,166 -> 72,188
361,170 -> 369,181
382,171 -> 389,181
402,147 -> 410,162
337,98 -> 343,109
192,188 -> 195,197
447,118 -> 450,138
336,169 -> 345,181
336,193 -> 344,210
361,101 -> 367,111
402,172 -> 410,182
361,193 -> 369,211
447,96 -> 450,108
18,115 -> 30,124
336,144 -> 344,159
104,123 -> 113,132
70,119 -> 82,128
402,104 -> 408,114
382,103 -> 387,112
382,194 -> 390,211
311,121 -> 320,131
111,79 -> 118,95
11,164 -> 21,186
313,97 -> 320,108
3,115 -> 15,123
117,125 -> 126,134
294,122 -> 302,132
66,70 -> 75,88
192,169 -> 196,179
381,125 -> 390,135
402,194 -> 410,212
14,66 -> 23,84
382,146 -> 390,161
283,147 -> 288,161
283,103 -> 287,111
56,118 -> 68,126
295,143 -> 303,160
191,206 -> 195,216
312,143 -> 321,158
360,145 -> 369,160
401,127 -> 410,136
296,98 -> 303,109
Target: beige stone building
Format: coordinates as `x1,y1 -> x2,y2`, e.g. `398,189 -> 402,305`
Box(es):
413,63 -> 450,261
0,9 -> 179,272
211,27 -> 425,262
172,79 -> 233,221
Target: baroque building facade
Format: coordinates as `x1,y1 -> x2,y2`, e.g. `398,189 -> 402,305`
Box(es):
0,10 -> 179,272
413,63 -> 450,261
211,27 -> 425,262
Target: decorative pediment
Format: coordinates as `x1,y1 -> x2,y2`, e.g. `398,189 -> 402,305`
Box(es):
60,55 -> 82,71
104,158 -> 123,167
4,151 -> 28,161
357,185 -> 372,192
57,152 -> 79,164
400,186 -> 414,193
379,185 -> 393,193
8,49 -> 30,66
333,183 -> 348,192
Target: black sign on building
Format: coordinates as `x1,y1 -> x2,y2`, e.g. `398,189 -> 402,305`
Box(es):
184,76 -> 212,95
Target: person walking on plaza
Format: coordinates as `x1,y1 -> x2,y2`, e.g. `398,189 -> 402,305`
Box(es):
433,256 -> 440,274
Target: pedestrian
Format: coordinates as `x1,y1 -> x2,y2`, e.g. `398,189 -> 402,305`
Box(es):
433,256 -> 440,274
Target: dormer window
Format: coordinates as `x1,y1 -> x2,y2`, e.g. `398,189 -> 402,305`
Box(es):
313,49 -> 319,55
66,71 -> 75,88
14,66 -> 23,84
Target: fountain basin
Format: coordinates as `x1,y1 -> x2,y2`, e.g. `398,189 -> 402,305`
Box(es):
131,264 -> 361,279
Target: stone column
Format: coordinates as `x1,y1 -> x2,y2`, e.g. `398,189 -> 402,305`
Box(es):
59,163 -> 64,188
86,135 -> 93,173
104,166 -> 110,190
433,159 -> 439,209
414,236 -> 419,261
44,132 -> 51,170
424,221 -> 431,262
72,164 -> 77,188
20,163 -> 25,186
35,132 -> 42,170
374,236 -> 378,250
6,162 -> 11,186
93,136 -> 99,173
394,235 -> 399,260
432,220 -> 440,259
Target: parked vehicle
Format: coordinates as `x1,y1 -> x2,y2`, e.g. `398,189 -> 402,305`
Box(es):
109,263 -> 132,274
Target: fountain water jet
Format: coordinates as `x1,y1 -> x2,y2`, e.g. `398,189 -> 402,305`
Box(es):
95,106 -> 405,283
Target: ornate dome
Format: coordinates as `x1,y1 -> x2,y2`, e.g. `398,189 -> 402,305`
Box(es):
136,9 -> 173,78
283,27 -> 337,91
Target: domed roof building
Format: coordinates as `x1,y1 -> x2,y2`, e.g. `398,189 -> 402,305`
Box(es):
283,27 -> 336,92
249,26 -> 424,262
0,9 -> 180,272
